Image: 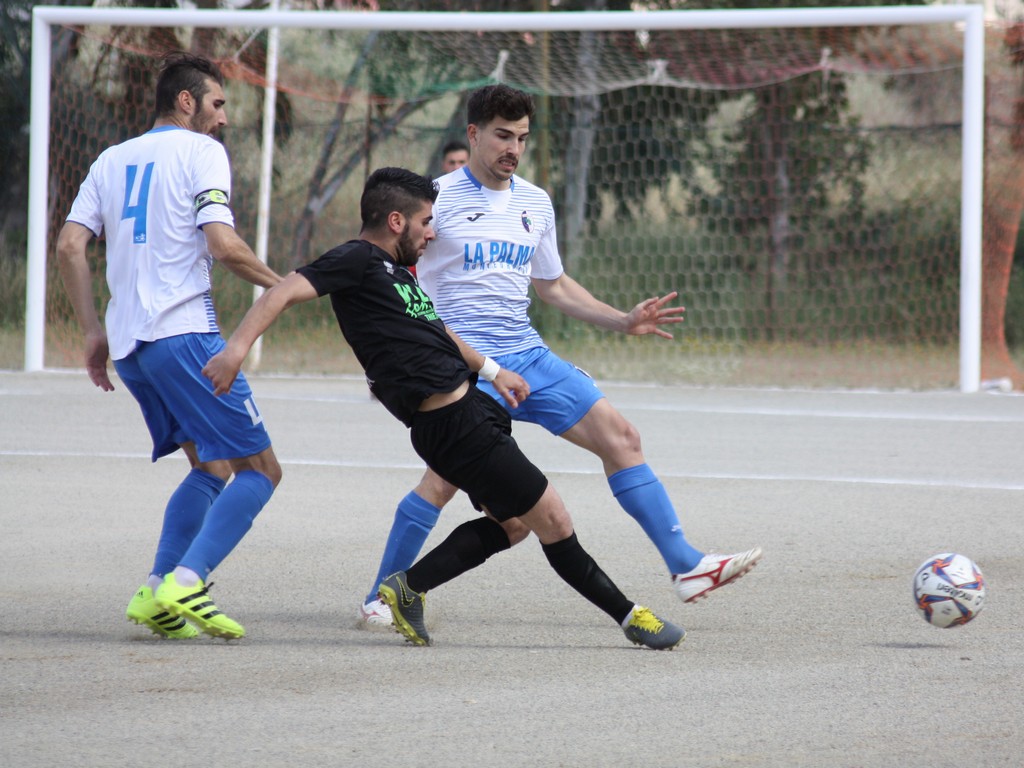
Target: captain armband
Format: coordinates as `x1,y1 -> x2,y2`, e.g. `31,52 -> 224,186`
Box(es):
194,189 -> 230,213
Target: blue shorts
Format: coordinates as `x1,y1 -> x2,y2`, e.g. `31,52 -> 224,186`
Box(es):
114,333 -> 272,463
476,346 -> 605,436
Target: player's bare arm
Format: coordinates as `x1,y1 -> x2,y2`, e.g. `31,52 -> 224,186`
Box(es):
204,271 -> 318,395
203,222 -> 283,289
445,326 -> 530,408
532,273 -> 685,338
55,221 -> 114,392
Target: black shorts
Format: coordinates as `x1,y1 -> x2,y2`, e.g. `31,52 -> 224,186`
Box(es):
410,386 -> 548,522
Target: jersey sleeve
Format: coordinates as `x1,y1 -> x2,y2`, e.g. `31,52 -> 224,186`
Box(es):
529,222 -> 563,280
192,139 -> 235,229
65,161 -> 105,236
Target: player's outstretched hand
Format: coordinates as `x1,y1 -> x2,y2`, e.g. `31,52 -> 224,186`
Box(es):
493,367 -> 530,409
203,348 -> 244,396
626,291 -> 685,339
85,330 -> 114,392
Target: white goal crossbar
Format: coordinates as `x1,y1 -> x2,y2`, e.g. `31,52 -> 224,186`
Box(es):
26,5 -> 985,391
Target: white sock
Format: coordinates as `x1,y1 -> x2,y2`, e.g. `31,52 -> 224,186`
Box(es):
172,566 -> 201,587
146,574 -> 163,593
620,604 -> 641,629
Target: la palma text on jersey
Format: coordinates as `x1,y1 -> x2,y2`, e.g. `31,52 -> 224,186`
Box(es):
462,240 -> 536,272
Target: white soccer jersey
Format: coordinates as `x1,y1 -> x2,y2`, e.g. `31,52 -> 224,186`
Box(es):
66,126 -> 236,360
416,167 -> 564,356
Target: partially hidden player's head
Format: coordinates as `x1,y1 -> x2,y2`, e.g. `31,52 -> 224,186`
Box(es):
155,51 -> 228,137
440,140 -> 470,173
465,85 -> 535,189
361,167 -> 440,267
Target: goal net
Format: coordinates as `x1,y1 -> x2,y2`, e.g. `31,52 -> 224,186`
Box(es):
27,6 -> 993,389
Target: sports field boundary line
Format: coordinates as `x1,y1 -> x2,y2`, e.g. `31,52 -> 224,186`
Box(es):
5,448 -> 1023,492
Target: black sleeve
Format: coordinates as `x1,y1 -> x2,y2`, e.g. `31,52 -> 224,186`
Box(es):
296,241 -> 369,297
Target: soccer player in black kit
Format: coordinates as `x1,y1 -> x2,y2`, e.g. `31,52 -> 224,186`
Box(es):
203,167 -> 684,650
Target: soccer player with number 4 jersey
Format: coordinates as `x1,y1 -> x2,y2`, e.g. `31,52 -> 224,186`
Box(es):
358,84 -> 762,627
57,52 -> 283,641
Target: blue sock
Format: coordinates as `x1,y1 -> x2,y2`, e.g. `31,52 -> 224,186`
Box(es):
178,470 -> 274,579
152,469 -> 226,577
608,464 -> 703,574
365,491 -> 441,604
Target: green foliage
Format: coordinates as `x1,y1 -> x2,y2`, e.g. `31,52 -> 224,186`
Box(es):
0,0 -> 34,242
10,3 -> 994,384
1006,269 -> 1024,349
532,198 -> 960,348
1006,217 -> 1024,348
0,231 -> 26,328
702,82 -> 869,235
366,30 -> 479,101
583,85 -> 715,220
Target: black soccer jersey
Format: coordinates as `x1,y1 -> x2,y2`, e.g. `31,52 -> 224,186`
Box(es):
297,239 -> 471,426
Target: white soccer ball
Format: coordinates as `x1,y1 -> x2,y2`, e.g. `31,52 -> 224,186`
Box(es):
912,553 -> 986,628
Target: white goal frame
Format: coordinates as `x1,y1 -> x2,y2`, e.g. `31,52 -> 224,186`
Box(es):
26,5 -> 985,391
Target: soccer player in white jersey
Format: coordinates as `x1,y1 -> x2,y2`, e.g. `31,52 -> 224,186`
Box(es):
358,84 -> 762,626
57,52 -> 283,641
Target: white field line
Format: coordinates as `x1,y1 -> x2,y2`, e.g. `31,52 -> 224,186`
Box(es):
5,380 -> 1021,488
4,449 -> 1023,492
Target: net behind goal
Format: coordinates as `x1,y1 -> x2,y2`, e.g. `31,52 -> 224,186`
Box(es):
26,6 -> 987,389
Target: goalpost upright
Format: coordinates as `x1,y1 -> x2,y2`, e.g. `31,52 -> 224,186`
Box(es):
25,4 -> 985,390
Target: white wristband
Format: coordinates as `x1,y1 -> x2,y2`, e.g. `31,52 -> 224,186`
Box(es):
478,356 -> 500,382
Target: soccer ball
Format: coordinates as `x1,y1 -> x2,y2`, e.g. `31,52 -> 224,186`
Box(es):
912,553 -> 986,628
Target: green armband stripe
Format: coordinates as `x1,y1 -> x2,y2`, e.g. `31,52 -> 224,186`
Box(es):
194,189 -> 229,212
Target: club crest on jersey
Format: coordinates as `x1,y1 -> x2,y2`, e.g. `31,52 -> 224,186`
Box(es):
521,210 -> 532,232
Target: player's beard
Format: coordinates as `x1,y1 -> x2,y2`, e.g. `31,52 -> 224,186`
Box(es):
189,107 -> 219,137
395,223 -> 419,267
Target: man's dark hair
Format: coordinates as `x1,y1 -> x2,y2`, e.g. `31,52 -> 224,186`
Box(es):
361,168 -> 439,230
155,51 -> 225,118
441,140 -> 469,156
466,85 -> 535,128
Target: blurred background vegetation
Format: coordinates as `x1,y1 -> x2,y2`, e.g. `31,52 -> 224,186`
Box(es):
2,0 -> 1022,389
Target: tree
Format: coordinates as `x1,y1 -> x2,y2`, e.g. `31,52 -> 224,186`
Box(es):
288,0 -> 498,264
578,1 -> 923,340
981,22 -> 1024,386
0,1 -> 50,242
697,40 -> 869,339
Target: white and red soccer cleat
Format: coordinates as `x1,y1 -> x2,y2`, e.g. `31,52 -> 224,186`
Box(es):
358,597 -> 393,628
672,547 -> 763,603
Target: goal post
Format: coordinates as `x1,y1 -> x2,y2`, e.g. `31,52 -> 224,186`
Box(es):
25,4 -> 985,390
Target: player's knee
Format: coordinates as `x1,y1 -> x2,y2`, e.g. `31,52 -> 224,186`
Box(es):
620,421 -> 643,454
416,473 -> 457,507
194,458 -> 232,482
257,450 -> 283,488
600,419 -> 643,463
545,512 -> 574,542
501,517 -> 533,546
233,449 -> 282,488
522,488 -> 574,543
263,460 -> 283,488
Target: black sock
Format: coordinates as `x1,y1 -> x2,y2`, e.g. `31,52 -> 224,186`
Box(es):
542,532 -> 633,624
406,516 -> 511,593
